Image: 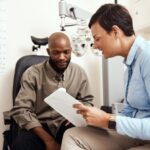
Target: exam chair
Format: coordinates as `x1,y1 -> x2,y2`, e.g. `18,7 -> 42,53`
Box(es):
3,54 -> 49,150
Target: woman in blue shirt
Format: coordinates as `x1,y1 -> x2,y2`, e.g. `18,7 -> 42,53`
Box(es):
61,3 -> 150,150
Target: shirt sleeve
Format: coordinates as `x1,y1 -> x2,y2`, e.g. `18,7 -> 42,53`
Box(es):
116,116 -> 150,140
141,50 -> 150,100
10,68 -> 42,130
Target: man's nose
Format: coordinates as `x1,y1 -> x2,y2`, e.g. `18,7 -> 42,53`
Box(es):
59,53 -> 66,60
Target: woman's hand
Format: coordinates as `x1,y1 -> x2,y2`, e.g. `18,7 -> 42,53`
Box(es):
74,104 -> 111,128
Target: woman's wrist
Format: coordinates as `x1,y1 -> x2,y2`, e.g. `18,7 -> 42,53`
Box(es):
107,114 -> 116,129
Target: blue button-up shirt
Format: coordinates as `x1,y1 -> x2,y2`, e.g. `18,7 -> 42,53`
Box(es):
117,36 -> 150,140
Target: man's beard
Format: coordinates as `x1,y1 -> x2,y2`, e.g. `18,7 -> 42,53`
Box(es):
49,57 -> 71,74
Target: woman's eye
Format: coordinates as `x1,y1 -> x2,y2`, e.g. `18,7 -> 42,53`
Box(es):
95,38 -> 100,42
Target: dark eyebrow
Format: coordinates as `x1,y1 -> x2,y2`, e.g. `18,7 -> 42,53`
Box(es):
51,49 -> 71,52
93,35 -> 101,39
65,49 -> 72,51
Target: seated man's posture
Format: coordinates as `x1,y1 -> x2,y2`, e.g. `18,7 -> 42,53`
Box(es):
10,32 -> 93,150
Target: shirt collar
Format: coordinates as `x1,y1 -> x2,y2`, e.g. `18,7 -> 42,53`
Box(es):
45,60 -> 69,81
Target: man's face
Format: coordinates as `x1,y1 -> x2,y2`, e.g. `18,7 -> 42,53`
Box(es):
91,22 -> 120,59
48,39 -> 72,71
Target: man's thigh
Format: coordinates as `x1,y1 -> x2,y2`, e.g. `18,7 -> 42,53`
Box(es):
62,126 -> 148,150
11,129 -> 45,150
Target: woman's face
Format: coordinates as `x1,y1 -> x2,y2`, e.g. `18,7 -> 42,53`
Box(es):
91,22 -> 121,59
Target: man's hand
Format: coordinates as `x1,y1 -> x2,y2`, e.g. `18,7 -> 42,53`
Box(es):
45,139 -> 60,150
65,121 -> 71,126
74,104 -> 111,128
32,127 -> 60,150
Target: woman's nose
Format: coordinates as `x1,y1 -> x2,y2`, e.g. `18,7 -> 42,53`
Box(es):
93,42 -> 98,49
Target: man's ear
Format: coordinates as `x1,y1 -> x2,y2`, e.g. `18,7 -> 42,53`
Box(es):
111,25 -> 120,38
47,48 -> 50,55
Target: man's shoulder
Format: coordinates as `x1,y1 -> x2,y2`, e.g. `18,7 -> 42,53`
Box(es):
69,62 -> 85,71
23,60 -> 46,75
68,62 -> 87,76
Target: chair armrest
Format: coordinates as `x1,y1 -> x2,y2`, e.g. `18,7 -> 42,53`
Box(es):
3,111 -> 11,125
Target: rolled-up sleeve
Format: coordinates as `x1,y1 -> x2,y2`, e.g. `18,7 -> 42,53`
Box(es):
10,68 -> 42,130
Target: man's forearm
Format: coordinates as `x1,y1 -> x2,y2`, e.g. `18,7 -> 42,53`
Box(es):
31,126 -> 60,150
31,126 -> 54,144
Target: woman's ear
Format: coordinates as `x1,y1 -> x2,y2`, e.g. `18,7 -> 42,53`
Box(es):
111,25 -> 120,38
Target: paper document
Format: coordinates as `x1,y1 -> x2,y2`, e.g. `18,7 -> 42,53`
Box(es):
44,88 -> 87,127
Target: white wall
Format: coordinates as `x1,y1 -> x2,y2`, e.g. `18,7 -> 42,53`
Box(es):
119,0 -> 150,40
0,0 -> 105,148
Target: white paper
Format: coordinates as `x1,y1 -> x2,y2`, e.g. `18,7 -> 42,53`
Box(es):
44,88 -> 87,127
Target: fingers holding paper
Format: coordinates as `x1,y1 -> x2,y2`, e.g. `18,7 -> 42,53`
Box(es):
73,104 -> 111,128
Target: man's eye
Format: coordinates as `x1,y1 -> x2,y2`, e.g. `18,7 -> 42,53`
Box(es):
64,50 -> 71,54
51,51 -> 60,55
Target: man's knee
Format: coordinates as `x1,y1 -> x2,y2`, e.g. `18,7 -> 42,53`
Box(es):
63,127 -> 82,138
